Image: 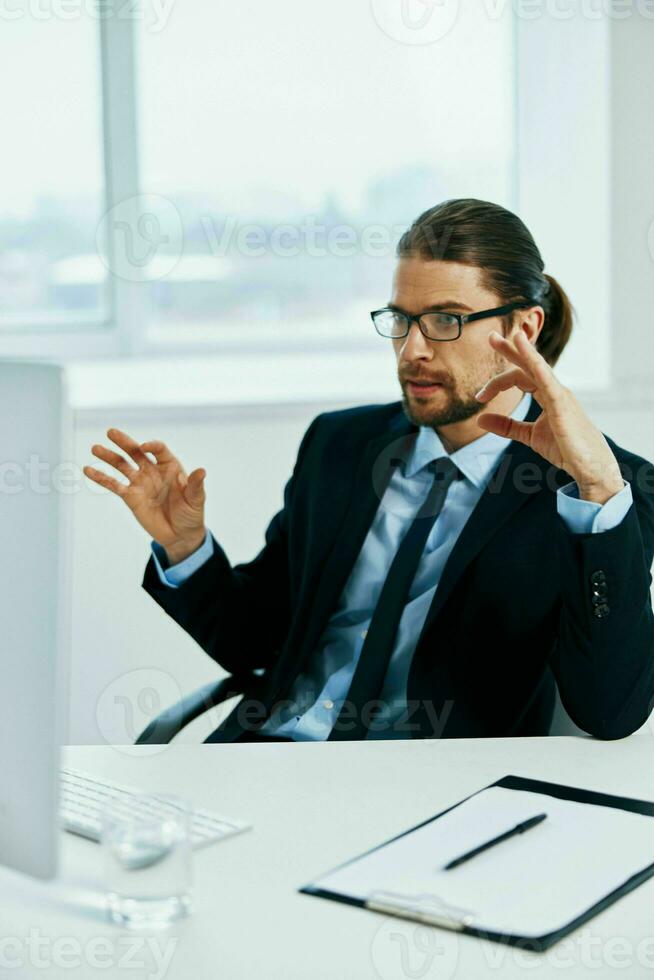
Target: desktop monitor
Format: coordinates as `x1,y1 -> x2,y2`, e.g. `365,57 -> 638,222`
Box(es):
0,361 -> 71,878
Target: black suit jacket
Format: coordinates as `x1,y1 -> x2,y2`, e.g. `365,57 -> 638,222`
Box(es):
143,398 -> 654,742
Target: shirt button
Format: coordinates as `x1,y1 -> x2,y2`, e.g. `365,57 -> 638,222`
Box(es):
361,629 -> 368,639
323,699 -> 334,710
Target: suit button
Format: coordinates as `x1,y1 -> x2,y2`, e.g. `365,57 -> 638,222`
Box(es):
592,582 -> 608,598
591,593 -> 607,606
590,570 -> 607,585
593,603 -> 610,618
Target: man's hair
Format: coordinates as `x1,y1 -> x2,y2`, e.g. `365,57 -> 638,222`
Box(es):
397,198 -> 574,366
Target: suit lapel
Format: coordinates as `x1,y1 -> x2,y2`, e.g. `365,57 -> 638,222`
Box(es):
416,397 -> 546,641
292,407 -> 417,670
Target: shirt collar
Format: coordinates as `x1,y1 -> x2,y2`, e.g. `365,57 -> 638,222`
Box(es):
404,393 -> 532,489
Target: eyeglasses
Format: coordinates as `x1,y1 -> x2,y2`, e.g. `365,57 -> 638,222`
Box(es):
370,302 -> 535,342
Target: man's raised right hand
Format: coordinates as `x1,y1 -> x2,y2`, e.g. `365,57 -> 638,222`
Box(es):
83,428 -> 207,565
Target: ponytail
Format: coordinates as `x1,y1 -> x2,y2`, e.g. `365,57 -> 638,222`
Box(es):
537,274 -> 574,367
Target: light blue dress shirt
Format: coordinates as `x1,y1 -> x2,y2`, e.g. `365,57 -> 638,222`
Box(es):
152,395 -> 632,741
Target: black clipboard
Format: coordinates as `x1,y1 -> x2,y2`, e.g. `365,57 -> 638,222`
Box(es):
299,774 -> 654,952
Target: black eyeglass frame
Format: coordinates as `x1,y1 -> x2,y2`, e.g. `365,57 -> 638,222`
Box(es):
370,301 -> 536,342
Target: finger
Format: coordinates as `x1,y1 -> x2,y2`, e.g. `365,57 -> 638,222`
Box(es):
477,413 -> 534,446
107,428 -> 152,469
83,465 -> 129,497
179,468 -> 206,505
476,367 -> 536,403
91,444 -> 137,480
489,331 -> 559,402
512,330 -> 560,395
487,330 -> 536,379
140,439 -> 175,466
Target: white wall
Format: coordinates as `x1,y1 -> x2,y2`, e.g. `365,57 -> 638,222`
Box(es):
68,390 -> 654,745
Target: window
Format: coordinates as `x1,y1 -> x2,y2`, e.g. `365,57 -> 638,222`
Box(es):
137,0 -> 515,348
0,11 -> 107,331
0,3 -> 515,355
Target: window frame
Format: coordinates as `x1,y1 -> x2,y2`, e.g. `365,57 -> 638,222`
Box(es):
0,10 -> 520,362
0,16 -> 144,359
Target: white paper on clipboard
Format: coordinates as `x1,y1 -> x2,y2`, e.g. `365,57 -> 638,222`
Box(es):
310,785 -> 654,937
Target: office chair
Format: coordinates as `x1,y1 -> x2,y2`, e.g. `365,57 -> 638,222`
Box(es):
135,671 -> 264,744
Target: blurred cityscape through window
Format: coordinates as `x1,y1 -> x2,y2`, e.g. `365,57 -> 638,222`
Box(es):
0,13 -> 107,329
0,1 -> 514,347
138,0 -> 515,347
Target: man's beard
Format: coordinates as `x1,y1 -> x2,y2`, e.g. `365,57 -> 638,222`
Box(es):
399,352 -> 506,430
400,386 -> 482,429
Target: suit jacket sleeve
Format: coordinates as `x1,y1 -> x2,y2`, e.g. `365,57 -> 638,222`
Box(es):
551,451 -> 654,739
142,415 -> 320,675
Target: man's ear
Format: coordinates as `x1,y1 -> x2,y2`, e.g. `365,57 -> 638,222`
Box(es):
512,306 -> 545,346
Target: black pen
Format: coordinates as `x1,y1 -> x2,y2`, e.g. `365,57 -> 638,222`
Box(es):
443,813 -> 548,871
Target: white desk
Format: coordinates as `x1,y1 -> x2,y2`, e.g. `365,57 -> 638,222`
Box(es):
3,735 -> 654,979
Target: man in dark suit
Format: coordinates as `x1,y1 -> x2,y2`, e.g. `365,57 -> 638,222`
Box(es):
85,199 -> 654,742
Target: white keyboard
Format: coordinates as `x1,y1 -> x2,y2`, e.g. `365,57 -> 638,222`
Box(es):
60,767 -> 251,848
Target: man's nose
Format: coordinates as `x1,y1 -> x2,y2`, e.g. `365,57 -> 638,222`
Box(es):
400,321 -> 434,361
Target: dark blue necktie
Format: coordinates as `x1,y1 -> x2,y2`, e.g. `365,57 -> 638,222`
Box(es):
328,456 -> 459,741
